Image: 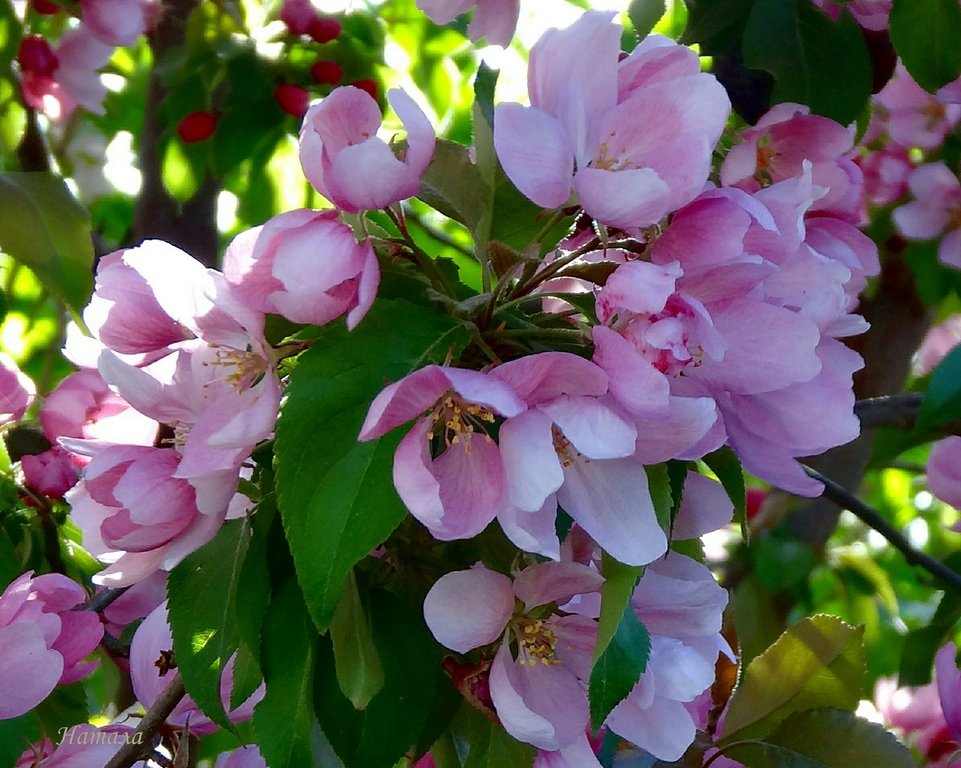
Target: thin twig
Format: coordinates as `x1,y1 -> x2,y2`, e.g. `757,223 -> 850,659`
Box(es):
75,586 -> 128,613
805,466 -> 961,593
105,675 -> 187,768
854,393 -> 924,429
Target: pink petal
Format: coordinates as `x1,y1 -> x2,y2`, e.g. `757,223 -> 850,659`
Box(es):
498,496 -> 561,560
558,455 -> 667,566
671,472 -> 734,539
541,396 -> 636,460
388,88 -> 436,176
468,0 -> 520,46
491,352 -> 608,404
513,562 -> 603,611
631,396 -> 719,464
606,695 -> 696,762
0,622 -> 63,718
423,567 -> 514,653
359,366 -> 454,440
936,643 -> 961,740
592,327 -> 671,418
499,409 -> 564,513
494,103 -> 574,209
573,166 -> 671,229
928,437 -> 961,510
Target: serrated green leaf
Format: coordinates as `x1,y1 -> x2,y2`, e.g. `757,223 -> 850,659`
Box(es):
595,552 -> 643,663
890,0 -> 961,93
275,299 -> 470,632
229,641 -> 263,712
167,518 -> 251,730
723,708 -> 916,768
721,615 -> 865,744
703,447 -> 747,539
315,591 -> 447,768
331,570 -> 385,710
629,0 -> 667,39
917,344 -> 961,431
589,605 -> 651,729
742,0 -> 871,125
645,463 -> 673,530
253,579 -> 317,768
0,173 -> 94,313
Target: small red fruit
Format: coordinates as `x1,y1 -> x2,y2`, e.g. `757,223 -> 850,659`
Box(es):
17,36 -> 59,77
308,16 -> 342,43
351,79 -> 378,100
177,111 -> 219,143
310,59 -> 343,86
32,0 -> 60,14
274,84 -> 309,118
746,488 -> 767,521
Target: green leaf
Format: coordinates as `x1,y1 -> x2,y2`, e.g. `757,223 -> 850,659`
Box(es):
917,344 -> 961,431
681,0 -> 756,54
890,0 -> 961,93
589,605 -> 651,729
723,708 -> 917,768
253,579 -> 318,768
0,173 -> 94,313
275,299 -> 470,631
899,557 -> 961,685
702,447 -> 747,538
315,591 -> 448,768
454,705 -> 537,768
330,570 -> 385,709
594,552 -> 643,663
720,615 -> 865,744
229,641 -> 263,712
645,463 -> 673,530
417,139 -> 491,231
629,0 -> 667,39
234,500 -> 275,660
742,0 -> 871,125
167,517 -> 251,730
731,574 -> 783,668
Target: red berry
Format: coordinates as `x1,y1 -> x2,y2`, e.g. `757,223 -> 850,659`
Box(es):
746,488 -> 767,521
17,36 -> 59,77
351,79 -> 378,100
32,0 -> 60,14
177,111 -> 219,143
308,16 -> 342,43
274,84 -> 309,118
310,59 -> 343,86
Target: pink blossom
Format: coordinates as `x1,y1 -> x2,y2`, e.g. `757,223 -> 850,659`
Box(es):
812,0 -> 890,30
875,66 -> 961,151
490,352 -> 668,565
280,0 -> 318,34
893,162 -> 961,269
606,553 -> 731,761
915,315 -> 961,375
0,571 -> 103,719
494,12 -> 729,229
223,209 -> 379,329
21,446 -> 81,498
40,368 -> 157,449
423,563 -> 601,751
53,27 -> 113,115
0,353 -> 34,426
65,445 -> 239,586
416,0 -> 520,47
101,570 -> 167,637
721,103 -> 863,221
215,747 -> 269,768
18,724 -> 144,767
927,437 -> 961,532
360,365 -> 526,540
858,145 -> 913,207
81,0 -> 156,46
130,602 -> 264,735
300,86 -> 436,213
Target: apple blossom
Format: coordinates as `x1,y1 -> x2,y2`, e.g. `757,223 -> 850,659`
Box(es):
223,209 -> 380,329
0,352 -> 34,426
416,0 -> 520,47
300,86 -> 436,212
494,12 -> 729,228
130,602 -> 264,735
0,571 -> 103,719
893,163 -> 961,269
80,0 -> 156,47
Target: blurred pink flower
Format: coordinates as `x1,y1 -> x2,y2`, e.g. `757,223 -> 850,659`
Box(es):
893,162 -> 961,269
416,0 -> 520,46
0,571 -> 103,719
0,353 -> 34,426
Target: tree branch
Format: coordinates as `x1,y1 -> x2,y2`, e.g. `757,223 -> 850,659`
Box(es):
804,465 -> 961,593
76,586 -> 128,613
104,675 -> 187,768
854,393 -> 924,429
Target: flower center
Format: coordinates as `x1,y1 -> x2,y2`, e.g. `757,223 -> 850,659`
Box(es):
204,345 -> 268,391
514,618 -> 561,666
426,392 -> 495,455
754,136 -> 778,186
